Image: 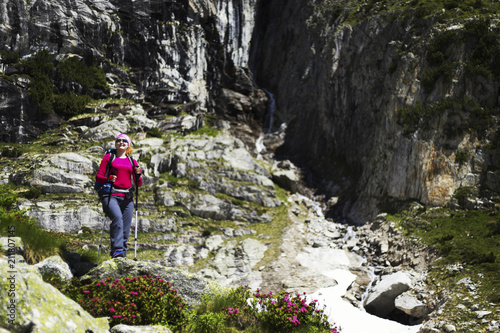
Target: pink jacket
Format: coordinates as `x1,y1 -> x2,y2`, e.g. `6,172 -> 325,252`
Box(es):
96,154 -> 143,197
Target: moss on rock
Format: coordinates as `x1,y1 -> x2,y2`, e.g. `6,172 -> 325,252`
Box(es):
0,258 -> 109,333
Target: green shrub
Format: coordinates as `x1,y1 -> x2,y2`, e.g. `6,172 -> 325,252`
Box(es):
0,49 -> 20,64
28,74 -> 55,116
50,275 -> 187,329
58,57 -> 107,92
53,92 -> 91,117
397,208 -> 500,302
22,50 -> 56,116
1,146 -> 23,158
22,187 -> 42,200
187,312 -> 226,333
462,18 -> 500,79
453,186 -> 476,207
397,102 -> 428,134
426,31 -> 459,65
421,61 -> 454,92
147,127 -> 163,138
22,49 -> 56,78
398,97 -> 491,137
455,150 -> 467,165
20,49 -> 107,118
0,185 -> 17,210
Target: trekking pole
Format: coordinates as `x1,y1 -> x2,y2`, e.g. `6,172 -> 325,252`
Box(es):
96,171 -> 116,266
133,169 -> 141,261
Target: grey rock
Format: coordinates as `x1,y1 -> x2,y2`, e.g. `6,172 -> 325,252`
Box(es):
363,271 -> 412,317
49,153 -> 96,174
443,324 -> 456,332
164,244 -> 199,266
156,191 -> 175,207
34,255 -> 73,282
485,171 -> 500,192
199,238 -> 266,290
272,169 -> 300,193
158,114 -> 204,132
0,237 -> 24,255
83,118 -> 130,142
30,167 -> 92,193
395,291 -> 429,318
204,235 -> 225,251
476,310 -> 492,319
0,258 -> 109,333
29,204 -> 105,233
110,325 -> 172,333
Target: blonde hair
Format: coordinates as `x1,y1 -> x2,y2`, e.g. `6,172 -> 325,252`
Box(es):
126,146 -> 133,156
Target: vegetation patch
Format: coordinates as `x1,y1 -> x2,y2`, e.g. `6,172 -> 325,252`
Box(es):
397,97 -> 492,137
394,207 -> 500,303
309,0 -> 500,29
0,186 -> 66,263
19,49 -> 108,118
46,277 -> 339,333
187,286 -> 339,333
47,275 -> 187,329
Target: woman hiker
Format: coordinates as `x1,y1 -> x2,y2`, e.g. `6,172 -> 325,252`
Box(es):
95,133 -> 143,258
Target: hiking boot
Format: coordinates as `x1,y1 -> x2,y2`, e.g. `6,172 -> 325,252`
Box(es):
112,251 -> 125,258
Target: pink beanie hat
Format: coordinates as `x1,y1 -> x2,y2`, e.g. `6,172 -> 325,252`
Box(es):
116,133 -> 132,145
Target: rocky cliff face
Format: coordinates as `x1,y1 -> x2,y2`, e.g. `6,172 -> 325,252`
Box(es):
250,1 -> 500,223
0,0 -> 266,141
1,0 -> 499,220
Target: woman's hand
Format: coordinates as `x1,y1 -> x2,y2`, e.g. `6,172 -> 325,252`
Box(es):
134,166 -> 142,176
108,175 -> 117,183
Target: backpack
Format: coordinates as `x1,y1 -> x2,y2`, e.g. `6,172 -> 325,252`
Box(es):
94,148 -> 135,196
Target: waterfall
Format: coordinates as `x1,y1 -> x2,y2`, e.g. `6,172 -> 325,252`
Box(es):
17,91 -> 25,142
359,266 -> 377,311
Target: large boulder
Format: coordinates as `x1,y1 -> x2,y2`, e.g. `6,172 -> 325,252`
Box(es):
395,291 -> 429,318
80,258 -> 220,308
0,258 -> 109,333
34,255 -> 73,282
363,271 -> 412,317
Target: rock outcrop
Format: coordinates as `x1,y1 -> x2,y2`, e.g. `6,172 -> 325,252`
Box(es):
80,258 -> 220,308
0,258 -> 109,333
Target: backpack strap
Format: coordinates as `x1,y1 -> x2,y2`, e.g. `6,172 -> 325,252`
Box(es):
104,152 -> 116,178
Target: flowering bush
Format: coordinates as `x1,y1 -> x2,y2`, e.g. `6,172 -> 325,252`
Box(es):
188,285 -> 339,333
54,275 -> 187,329
248,288 -> 335,332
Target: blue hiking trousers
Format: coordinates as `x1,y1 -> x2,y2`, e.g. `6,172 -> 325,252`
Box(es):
101,195 -> 134,256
